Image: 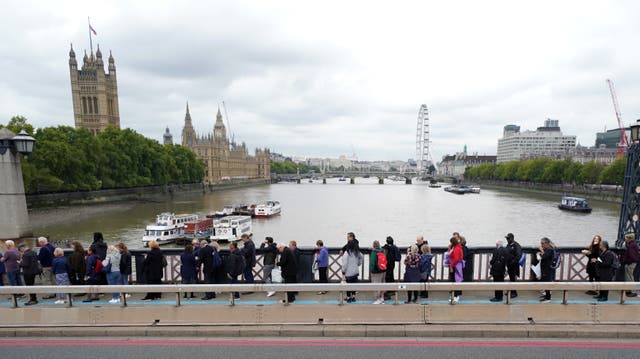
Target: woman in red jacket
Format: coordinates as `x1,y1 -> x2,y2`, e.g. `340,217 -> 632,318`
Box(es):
447,237 -> 464,304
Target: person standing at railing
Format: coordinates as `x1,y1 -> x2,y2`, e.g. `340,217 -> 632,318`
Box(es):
538,237 -> 555,303
51,247 -> 70,305
192,239 -> 202,278
419,245 -> 433,299
621,233 -> 639,297
37,237 -> 56,300
180,244 -> 197,299
1,241 -> 23,298
0,251 -> 5,286
341,239 -> 362,303
226,242 -> 244,300
369,240 -> 386,304
403,245 -> 420,303
240,234 -> 257,289
505,233 -> 522,299
489,240 -> 507,302
457,234 -> 474,283
141,240 -> 165,301
19,243 -> 40,306
339,232 -> 358,257
90,232 -> 108,286
262,236 -> 278,297
314,240 -> 329,295
199,240 -> 216,300
582,235 -> 601,296
447,237 -> 464,304
104,245 -> 122,303
117,243 -> 132,290
382,236 -> 399,300
593,240 -> 616,302
277,242 -> 298,303
82,247 -> 100,303
67,241 -> 86,293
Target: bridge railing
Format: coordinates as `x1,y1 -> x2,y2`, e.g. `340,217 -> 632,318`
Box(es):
1,282 -> 639,308
126,246 -> 599,285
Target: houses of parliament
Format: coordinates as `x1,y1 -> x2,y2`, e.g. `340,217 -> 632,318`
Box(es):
69,44 -> 270,183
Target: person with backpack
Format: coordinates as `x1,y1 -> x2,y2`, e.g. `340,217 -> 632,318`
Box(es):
489,240 -> 508,302
82,247 -> 100,302
90,232 -> 108,286
621,233 -> 639,297
19,243 -> 41,306
369,240 -> 386,304
593,240 -> 618,302
382,236 -> 400,300
538,237 -> 555,303
505,233 -> 522,299
226,242 -> 244,300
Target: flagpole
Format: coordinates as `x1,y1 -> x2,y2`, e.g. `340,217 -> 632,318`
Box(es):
88,17 -> 93,53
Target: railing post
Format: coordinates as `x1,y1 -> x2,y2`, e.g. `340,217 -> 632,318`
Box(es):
506,290 -> 511,305
176,292 -> 181,307
11,294 -> 18,308
121,293 -> 127,307
229,292 -> 235,306
66,293 -> 73,308
339,291 -> 344,305
620,290 -> 626,304
394,291 -> 398,305
562,290 -> 567,305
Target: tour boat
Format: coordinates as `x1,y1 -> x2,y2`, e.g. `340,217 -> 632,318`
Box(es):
444,185 -> 470,194
210,215 -> 253,242
184,217 -> 214,240
558,195 -> 592,213
211,205 -> 235,218
233,204 -> 256,217
142,213 -> 198,246
254,200 -> 282,217
469,186 -> 481,193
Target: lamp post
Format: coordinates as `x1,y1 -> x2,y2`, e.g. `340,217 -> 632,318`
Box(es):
0,128 -> 36,240
617,119 -> 640,247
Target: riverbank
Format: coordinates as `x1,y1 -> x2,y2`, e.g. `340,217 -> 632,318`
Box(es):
466,180 -> 622,203
26,179 -> 270,208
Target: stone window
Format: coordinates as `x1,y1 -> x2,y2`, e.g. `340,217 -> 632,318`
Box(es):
82,97 -> 88,114
94,97 -> 99,114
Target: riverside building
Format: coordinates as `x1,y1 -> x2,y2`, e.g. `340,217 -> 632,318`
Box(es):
180,104 -> 270,184
496,119 -> 576,163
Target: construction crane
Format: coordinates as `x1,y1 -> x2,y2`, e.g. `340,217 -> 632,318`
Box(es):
606,79 -> 629,158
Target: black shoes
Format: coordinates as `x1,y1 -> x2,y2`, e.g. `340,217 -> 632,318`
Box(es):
42,295 -> 56,300
597,297 -> 608,302
585,290 -> 598,295
626,292 -> 638,297
24,300 -> 38,306
490,297 -> 503,302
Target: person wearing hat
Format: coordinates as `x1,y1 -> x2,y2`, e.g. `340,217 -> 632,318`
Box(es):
505,233 -> 522,298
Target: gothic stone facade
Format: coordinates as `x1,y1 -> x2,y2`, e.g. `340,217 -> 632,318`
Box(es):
181,104 -> 270,183
69,45 -> 120,135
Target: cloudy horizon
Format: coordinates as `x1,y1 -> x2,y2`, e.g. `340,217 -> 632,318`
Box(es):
1,0 -> 639,162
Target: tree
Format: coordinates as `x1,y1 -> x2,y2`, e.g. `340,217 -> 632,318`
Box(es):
579,162 -> 604,184
598,158 -> 625,185
0,115 -> 34,136
540,160 -> 567,184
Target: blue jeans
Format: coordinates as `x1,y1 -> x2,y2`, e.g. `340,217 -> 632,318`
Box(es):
107,271 -> 121,299
119,272 -> 129,285
243,266 -> 254,284
231,276 -> 240,298
7,270 -> 22,287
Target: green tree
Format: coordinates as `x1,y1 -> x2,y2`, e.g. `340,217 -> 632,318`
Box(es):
563,161 -> 583,184
598,158 -> 625,185
578,162 -> 604,184
540,160 -> 567,183
0,115 -> 35,136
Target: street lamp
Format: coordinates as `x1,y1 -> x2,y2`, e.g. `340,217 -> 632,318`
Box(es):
617,119 -> 640,247
0,128 -> 36,155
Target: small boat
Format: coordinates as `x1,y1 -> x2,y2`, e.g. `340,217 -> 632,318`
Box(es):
444,185 -> 470,194
210,215 -> 252,242
308,179 -> 313,183
338,177 -> 347,181
469,186 -> 481,194
558,196 -> 592,213
428,180 -> 441,188
208,205 -> 235,218
255,200 -> 282,217
142,213 -> 198,246
233,204 -> 256,217
183,218 -> 214,240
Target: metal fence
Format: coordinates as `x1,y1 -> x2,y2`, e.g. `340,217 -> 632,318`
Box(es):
126,246 -> 607,284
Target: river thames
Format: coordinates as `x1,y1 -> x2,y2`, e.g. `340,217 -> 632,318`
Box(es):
29,179 -> 620,249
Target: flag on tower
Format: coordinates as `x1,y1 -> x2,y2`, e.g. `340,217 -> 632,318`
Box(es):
89,24 -> 97,35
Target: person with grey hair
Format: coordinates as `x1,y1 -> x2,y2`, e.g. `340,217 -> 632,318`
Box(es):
37,237 -> 56,299
489,240 -> 508,302
538,237 -> 555,303
51,247 -> 70,304
370,240 -> 386,304
403,245 -> 421,303
1,240 -> 23,294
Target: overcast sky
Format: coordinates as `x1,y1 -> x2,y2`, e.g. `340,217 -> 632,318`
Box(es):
1,0 -> 639,161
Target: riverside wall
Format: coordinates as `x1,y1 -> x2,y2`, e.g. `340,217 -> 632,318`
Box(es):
26,179 -> 270,208
466,180 -> 623,203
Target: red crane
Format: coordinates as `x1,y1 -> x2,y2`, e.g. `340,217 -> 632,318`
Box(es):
607,79 -> 629,158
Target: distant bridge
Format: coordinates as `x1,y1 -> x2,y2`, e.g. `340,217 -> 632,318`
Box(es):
273,172 -> 451,184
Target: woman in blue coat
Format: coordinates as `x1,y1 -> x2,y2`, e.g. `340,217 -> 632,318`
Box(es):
180,244 -> 197,299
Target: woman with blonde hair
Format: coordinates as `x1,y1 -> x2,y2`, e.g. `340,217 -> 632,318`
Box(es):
142,240 -> 165,301
104,245 -> 122,303
403,245 -> 421,303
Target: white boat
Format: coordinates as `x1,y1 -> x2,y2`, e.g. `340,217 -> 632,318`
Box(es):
210,215 -> 253,242
210,205 -> 235,218
469,186 -> 481,193
255,200 -> 282,217
142,213 -> 198,246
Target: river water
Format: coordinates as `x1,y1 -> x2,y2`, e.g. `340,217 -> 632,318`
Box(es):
29,179 -> 620,250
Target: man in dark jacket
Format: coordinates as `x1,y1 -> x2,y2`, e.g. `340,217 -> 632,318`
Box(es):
19,243 -> 40,306
277,243 -> 298,303
383,236 -> 399,300
490,240 -> 508,302
538,237 -> 555,303
90,232 -> 108,285
83,247 -> 101,302
260,237 -> 278,297
505,233 -> 522,298
240,234 -> 256,287
37,237 -> 56,299
225,242 -> 243,299
622,233 -> 639,297
199,242 -> 216,300
594,240 -> 617,302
